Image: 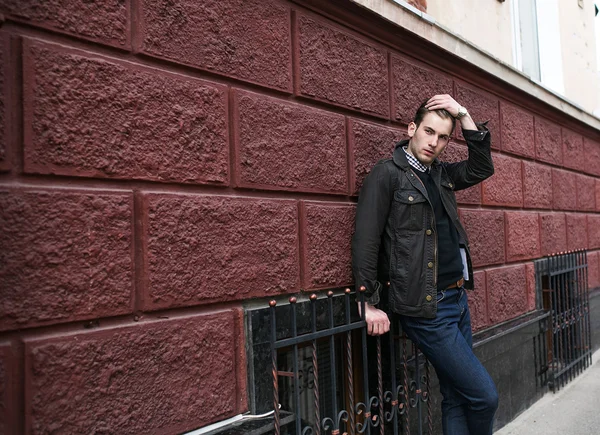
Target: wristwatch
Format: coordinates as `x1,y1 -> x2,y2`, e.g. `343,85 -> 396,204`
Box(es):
456,106 -> 468,119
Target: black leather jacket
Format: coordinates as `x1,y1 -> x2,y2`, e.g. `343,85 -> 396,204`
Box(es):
352,127 -> 494,318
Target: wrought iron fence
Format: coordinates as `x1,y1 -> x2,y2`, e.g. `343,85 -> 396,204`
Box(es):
268,288 -> 433,435
536,250 -> 593,392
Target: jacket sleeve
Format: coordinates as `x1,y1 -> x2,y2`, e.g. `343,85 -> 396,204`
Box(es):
443,123 -> 494,190
352,161 -> 393,305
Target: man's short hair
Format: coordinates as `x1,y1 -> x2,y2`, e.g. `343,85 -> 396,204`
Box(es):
414,100 -> 455,134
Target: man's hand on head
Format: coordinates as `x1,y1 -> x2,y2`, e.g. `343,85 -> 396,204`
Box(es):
358,302 -> 391,336
425,94 -> 477,130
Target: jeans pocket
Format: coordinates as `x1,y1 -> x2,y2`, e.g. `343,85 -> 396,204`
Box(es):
436,289 -> 446,303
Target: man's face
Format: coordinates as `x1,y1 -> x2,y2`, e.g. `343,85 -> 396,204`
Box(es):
406,112 -> 453,166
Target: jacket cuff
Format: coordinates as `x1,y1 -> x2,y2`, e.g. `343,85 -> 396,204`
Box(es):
356,280 -> 381,306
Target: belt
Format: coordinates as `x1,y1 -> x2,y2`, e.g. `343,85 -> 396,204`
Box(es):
446,278 -> 465,289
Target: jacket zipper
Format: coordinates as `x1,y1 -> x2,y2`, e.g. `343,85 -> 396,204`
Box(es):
409,168 -> 438,288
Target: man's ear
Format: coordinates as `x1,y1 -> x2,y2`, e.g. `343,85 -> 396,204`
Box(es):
408,121 -> 416,137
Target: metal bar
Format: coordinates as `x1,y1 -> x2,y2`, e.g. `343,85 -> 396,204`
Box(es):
403,335 -> 410,435
327,291 -> 339,432
376,336 -> 384,435
388,320 -> 399,435
583,251 -> 593,368
359,287 -> 372,435
270,300 -> 281,435
425,358 -> 432,435
414,343 -> 423,435
290,297 -> 302,435
275,322 -> 367,349
310,294 -> 321,435
345,289 -> 355,435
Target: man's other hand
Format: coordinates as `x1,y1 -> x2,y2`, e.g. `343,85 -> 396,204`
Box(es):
358,302 -> 391,335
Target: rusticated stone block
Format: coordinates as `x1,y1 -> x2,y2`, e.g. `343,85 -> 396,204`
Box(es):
440,142 -> 482,204
23,40 -> 229,185
576,173 -> 596,211
298,15 -> 388,117
470,271 -> 488,332
583,137 -> 600,177
562,128 -> 584,171
143,194 -> 299,309
0,189 -> 133,331
505,212 -> 540,262
0,35 -> 6,171
0,0 -> 128,47
552,168 -> 577,211
482,154 -> 523,207
523,161 -> 552,209
588,251 -> 599,289
391,56 -> 453,124
534,116 -> 562,165
501,102 -> 534,158
526,262 -> 536,311
597,180 -> 600,212
540,213 -> 567,256
350,119 -> 405,194
139,0 -> 291,91
0,342 -> 16,433
302,202 -> 355,289
566,213 -> 588,251
460,209 -> 505,267
25,311 -> 241,434
455,83 -> 499,148
235,90 -> 346,193
588,215 -> 600,249
487,265 -> 528,324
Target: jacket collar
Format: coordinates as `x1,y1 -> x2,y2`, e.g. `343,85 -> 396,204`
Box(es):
392,140 -> 441,171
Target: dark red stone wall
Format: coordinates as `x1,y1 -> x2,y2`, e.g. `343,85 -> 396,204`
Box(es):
0,0 -> 599,432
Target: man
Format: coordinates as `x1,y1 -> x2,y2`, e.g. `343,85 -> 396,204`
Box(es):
352,94 -> 498,435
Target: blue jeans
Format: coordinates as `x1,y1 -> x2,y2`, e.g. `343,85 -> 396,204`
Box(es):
399,287 -> 498,435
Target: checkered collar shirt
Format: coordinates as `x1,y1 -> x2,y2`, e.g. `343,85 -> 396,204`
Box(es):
403,146 -> 430,173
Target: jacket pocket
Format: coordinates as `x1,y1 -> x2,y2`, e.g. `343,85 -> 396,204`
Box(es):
393,190 -> 427,231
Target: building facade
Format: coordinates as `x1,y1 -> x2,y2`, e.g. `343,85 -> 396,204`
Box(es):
0,0 -> 599,433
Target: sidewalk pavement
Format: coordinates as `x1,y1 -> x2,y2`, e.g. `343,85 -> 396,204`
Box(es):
494,349 -> 600,435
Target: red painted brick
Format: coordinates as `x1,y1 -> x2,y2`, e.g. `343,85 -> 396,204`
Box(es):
25,311 -> 241,434
583,137 -> 600,177
576,173 -> 596,211
566,213 -> 588,251
440,142 -> 482,204
588,251 -> 600,289
0,1 -> 128,47
523,161 -> 552,209
470,271 -> 488,332
540,213 -> 567,256
298,15 -> 388,117
455,83 -> 500,148
460,209 -> 505,267
505,212 -> 540,262
235,90 -> 347,193
597,180 -> 600,212
391,56 -> 453,124
482,153 -> 523,207
350,119 -> 405,194
303,202 -> 355,289
0,35 -> 5,172
0,342 -> 16,434
552,168 -> 577,211
525,262 -> 536,311
534,116 -> 562,165
562,128 -> 584,171
407,0 -> 427,12
487,265 -> 528,324
139,0 -> 291,91
500,102 -> 535,158
588,215 -> 600,249
143,194 -> 299,309
23,40 -> 229,185
0,189 -> 133,331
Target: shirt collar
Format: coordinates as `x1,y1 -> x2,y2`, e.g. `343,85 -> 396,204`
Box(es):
402,146 -> 430,173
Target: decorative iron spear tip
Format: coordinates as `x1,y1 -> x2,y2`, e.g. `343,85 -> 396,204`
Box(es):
289,296 -> 297,304
345,287 -> 352,294
269,300 -> 277,307
359,286 -> 366,292
310,293 -> 318,301
327,290 -> 334,297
